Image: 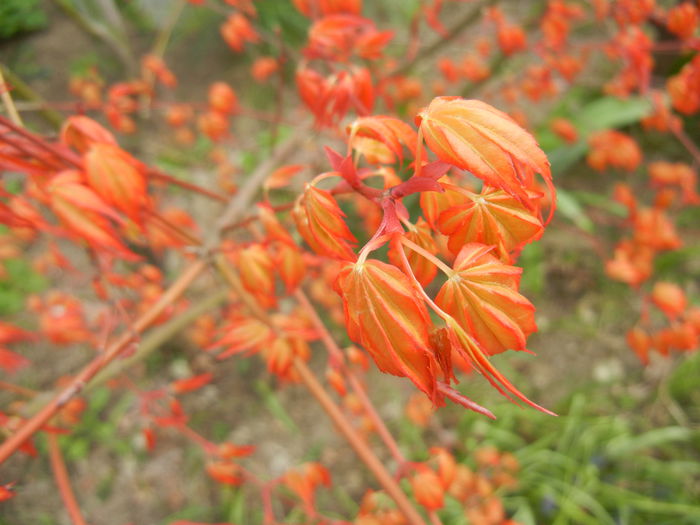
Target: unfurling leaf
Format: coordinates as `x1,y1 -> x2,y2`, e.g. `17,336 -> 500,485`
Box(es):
46,170 -> 136,259
436,243 -> 536,356
293,183 -> 357,260
335,259 -> 439,401
347,115 -> 422,164
437,186 -> 543,261
416,97 -> 552,207
84,143 -> 149,224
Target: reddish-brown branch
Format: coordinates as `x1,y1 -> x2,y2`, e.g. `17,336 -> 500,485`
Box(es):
671,124 -> 700,166
0,115 -> 82,167
0,380 -> 37,398
48,433 -> 89,525
294,289 -> 407,466
148,168 -> 229,203
294,358 -> 426,525
213,258 -> 425,524
0,259 -> 208,465
144,208 -> 202,247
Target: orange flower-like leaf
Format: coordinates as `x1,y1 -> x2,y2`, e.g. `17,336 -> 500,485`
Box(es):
46,171 -> 136,259
237,244 -> 276,308
293,183 -> 357,260
335,259 -> 439,400
84,143 -> 148,224
416,97 -> 552,207
60,116 -> 117,153
436,243 -> 536,356
347,115 -> 421,164
438,186 -> 543,261
211,315 -> 273,359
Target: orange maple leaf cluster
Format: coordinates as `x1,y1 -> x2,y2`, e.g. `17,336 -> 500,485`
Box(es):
293,96 -> 555,416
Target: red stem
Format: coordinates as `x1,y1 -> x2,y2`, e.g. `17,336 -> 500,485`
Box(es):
294,289 -> 407,466
293,358 -> 427,525
48,433 -> 89,525
148,168 -> 228,203
0,259 -> 207,465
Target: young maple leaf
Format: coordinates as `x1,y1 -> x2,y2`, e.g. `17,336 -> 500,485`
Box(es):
46,171 -> 136,259
210,314 -> 273,360
437,186 -> 543,261
293,183 -> 357,260
347,115 -> 422,164
436,243 -> 536,356
83,143 -> 149,224
415,97 -> 552,207
335,259 -> 439,401
60,115 -> 117,153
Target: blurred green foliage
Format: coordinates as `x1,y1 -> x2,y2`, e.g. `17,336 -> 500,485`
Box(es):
0,258 -> 47,315
0,0 -> 47,40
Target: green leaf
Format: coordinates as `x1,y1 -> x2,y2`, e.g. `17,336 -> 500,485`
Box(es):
605,427 -> 695,458
556,189 -> 595,232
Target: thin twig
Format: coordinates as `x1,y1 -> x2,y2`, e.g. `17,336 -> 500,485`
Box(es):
295,289 -> 407,466
390,0 -> 496,79
0,259 -> 208,465
0,64 -> 63,127
0,67 -> 24,127
293,359 -> 427,525
48,433 -> 89,525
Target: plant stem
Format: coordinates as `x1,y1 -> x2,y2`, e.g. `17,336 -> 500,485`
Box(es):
0,67 -> 24,127
0,381 -> 37,398
87,289 -> 227,392
389,0 -> 497,78
214,259 -> 425,524
0,259 -> 208,465
149,168 -> 229,203
0,65 -> 63,127
48,433 -> 89,525
293,359 -> 427,525
294,289 -> 407,466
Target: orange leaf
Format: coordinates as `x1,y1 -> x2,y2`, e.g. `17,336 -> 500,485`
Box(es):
293,183 -> 357,260
211,315 -> 273,359
46,171 -> 136,259
237,244 -> 276,308
416,97 -> 552,206
436,243 -> 536,356
60,116 -> 117,153
335,259 -> 439,400
437,186 -> 543,261
347,115 -> 421,164
170,373 -> 214,394
84,143 -> 148,224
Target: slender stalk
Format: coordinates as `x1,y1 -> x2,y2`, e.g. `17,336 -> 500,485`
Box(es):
0,259 -> 208,465
671,124 -> 700,166
389,0 -> 497,78
294,289 -> 407,465
0,380 -> 37,398
87,289 -> 227,392
214,259 -> 425,524
294,359 -> 427,525
429,511 -> 444,525
0,65 -> 63,127
144,208 -> 203,247
48,433 -> 89,525
0,67 -> 24,127
149,168 -> 229,203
